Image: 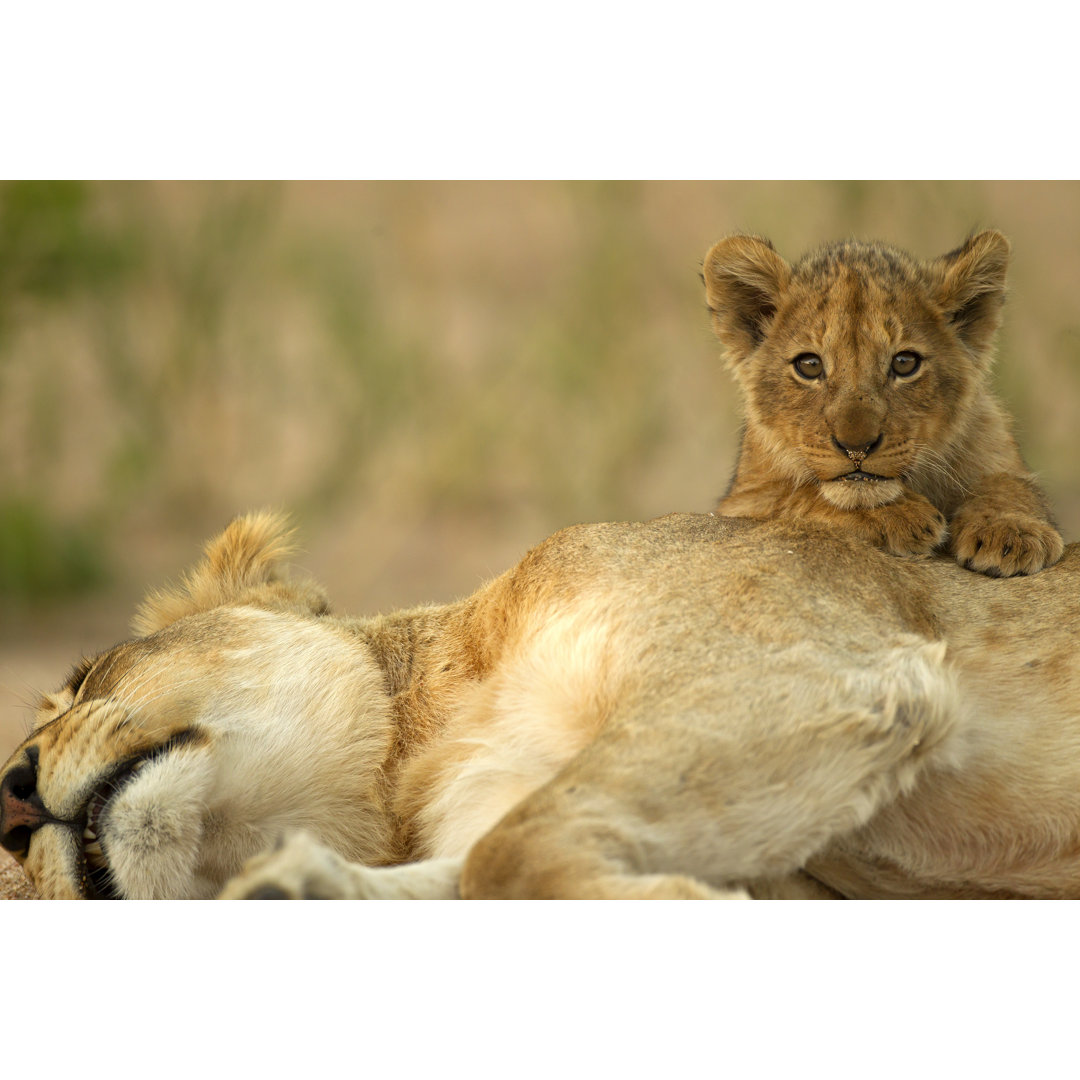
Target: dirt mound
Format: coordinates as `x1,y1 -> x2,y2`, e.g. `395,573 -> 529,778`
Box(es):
0,849 -> 36,900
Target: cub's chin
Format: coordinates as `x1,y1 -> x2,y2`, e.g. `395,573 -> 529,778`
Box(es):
819,474 -> 905,511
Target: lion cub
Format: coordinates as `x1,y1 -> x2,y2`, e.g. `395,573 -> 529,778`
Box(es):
702,230 -> 1063,577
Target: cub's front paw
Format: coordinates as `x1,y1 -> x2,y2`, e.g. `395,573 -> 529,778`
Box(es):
950,512 -> 1065,577
862,493 -> 948,558
219,831 -> 351,899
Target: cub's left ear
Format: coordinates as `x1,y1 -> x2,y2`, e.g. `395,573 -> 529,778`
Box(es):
931,230 -> 1010,355
132,511 -> 330,636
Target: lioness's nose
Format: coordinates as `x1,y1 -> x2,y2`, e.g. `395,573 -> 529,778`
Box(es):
0,748 -> 51,856
832,433 -> 882,459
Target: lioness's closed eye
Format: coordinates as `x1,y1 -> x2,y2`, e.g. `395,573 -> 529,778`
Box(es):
703,231 -> 1063,577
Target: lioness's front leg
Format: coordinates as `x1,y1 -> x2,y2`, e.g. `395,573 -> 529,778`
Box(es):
949,473 -> 1064,577
219,831 -> 463,899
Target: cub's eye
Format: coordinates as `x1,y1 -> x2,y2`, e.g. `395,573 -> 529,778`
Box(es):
792,354 -> 823,380
891,351 -> 922,377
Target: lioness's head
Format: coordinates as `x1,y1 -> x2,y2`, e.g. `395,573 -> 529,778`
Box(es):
0,513 -> 393,899
702,231 -> 1009,509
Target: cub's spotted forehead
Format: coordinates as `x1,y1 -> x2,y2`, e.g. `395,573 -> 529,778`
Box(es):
771,241 -> 944,348
791,240 -> 926,289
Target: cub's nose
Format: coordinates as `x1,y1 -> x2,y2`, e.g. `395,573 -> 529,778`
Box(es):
831,433 -> 883,460
0,747 -> 52,857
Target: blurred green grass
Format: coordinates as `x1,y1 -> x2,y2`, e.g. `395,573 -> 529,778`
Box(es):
1,180 -> 1079,618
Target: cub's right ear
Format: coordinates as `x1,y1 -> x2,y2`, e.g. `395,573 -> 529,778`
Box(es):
702,235 -> 791,363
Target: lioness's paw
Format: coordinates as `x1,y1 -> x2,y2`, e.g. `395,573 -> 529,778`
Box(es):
219,831 -> 352,899
950,513 -> 1065,577
864,494 -> 948,558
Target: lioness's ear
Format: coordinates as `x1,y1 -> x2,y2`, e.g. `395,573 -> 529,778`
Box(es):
132,510 -> 329,636
702,235 -> 791,363
930,230 -> 1010,355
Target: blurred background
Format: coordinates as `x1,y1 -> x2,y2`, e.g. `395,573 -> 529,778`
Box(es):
2,180 -> 1079,758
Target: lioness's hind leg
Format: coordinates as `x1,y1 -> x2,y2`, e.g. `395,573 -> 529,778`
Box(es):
461,642 -> 960,900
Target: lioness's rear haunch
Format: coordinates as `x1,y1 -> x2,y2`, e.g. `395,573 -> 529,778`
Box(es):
703,231 -> 1063,577
5,511 -> 1080,899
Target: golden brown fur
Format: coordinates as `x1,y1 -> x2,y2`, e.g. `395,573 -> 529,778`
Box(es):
4,510 -> 1080,900
703,231 -> 1063,577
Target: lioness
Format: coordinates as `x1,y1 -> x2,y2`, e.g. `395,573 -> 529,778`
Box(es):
2,510 -> 1079,899
703,230 -> 1063,577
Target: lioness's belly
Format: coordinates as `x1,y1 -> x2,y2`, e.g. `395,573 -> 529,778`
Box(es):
807,776 -> 1080,900
805,850 -> 1032,899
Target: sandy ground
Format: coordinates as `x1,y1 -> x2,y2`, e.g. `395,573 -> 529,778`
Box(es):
0,849 -> 37,899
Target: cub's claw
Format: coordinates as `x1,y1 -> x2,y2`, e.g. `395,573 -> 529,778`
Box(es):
951,514 -> 1065,577
862,493 -> 948,558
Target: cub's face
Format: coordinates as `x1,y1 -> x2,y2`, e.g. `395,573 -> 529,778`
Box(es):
703,232 -> 1010,509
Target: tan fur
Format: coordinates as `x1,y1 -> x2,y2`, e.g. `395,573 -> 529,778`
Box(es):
703,231 -> 1064,577
132,509 -> 330,635
5,510 -> 1080,900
